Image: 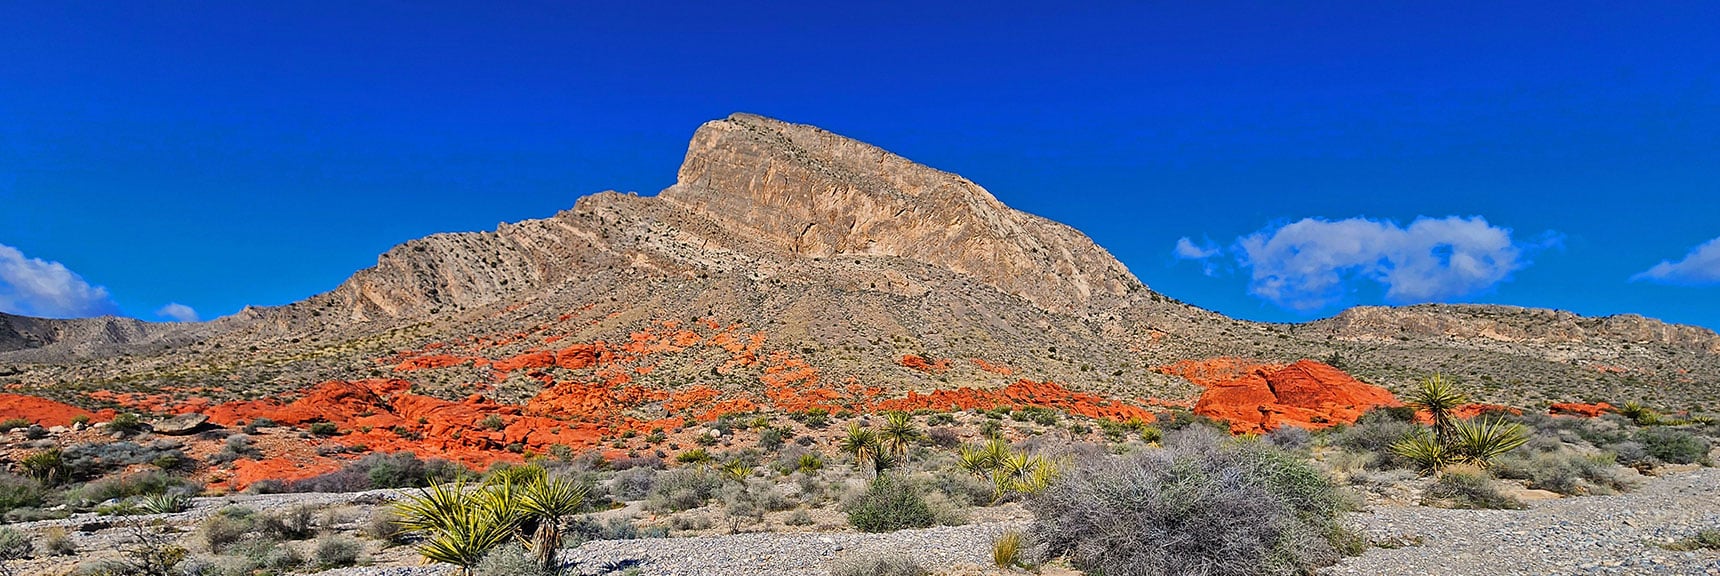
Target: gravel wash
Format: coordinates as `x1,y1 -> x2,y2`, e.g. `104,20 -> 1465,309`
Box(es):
559,521 -> 1022,576
1325,467 -> 1720,575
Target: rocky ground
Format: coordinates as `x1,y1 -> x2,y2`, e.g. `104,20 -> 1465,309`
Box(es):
1327,467 -> 1720,576
7,466 -> 1715,576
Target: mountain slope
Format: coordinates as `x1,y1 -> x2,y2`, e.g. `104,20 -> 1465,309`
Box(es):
1,113 -> 1716,413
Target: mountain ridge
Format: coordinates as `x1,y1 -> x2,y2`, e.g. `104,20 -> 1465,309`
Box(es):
2,113 -> 1716,411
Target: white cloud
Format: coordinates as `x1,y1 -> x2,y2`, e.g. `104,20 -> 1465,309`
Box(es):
1225,216 -> 1537,311
1172,236 -> 1225,276
1173,237 -> 1221,259
1633,235 -> 1720,285
0,243 -> 119,318
154,303 -> 200,323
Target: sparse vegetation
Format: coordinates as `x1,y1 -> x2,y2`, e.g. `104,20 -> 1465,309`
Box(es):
1029,428 -> 1354,576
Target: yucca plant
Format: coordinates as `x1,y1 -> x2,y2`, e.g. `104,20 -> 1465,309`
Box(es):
840,423 -> 881,474
720,460 -> 755,483
1408,374 -> 1467,445
485,464 -> 546,487
516,475 -> 587,572
1390,430 -> 1455,473
1450,417 -> 1529,467
795,453 -> 823,474
20,449 -> 70,486
411,504 -> 517,576
878,411 -> 922,461
394,481 -> 521,576
138,492 -> 192,515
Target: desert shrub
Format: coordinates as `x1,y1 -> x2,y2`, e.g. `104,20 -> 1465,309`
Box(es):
474,544 -> 544,576
39,526 -> 76,556
62,441 -> 188,480
68,471 -> 198,506
926,427 -> 961,448
313,534 -> 363,568
565,515 -> 650,546
1423,466 -> 1524,510
0,474 -> 45,514
262,505 -> 319,540
1493,449 -> 1637,496
1267,426 -> 1312,451
0,527 -> 32,565
107,413 -> 146,436
201,507 -> 262,552
992,530 -> 1024,568
829,551 -> 928,576
784,509 -> 814,526
757,427 -> 788,452
1609,440 -> 1656,470
928,468 -> 995,507
1330,418 -> 1417,470
1028,428 -> 1352,576
287,451 -> 465,492
844,474 -> 935,533
364,508 -> 408,543
645,468 -> 720,513
0,418 -> 30,432
1664,529 -> 1720,551
611,466 -> 658,500
309,422 -> 339,437
1636,428 -> 1711,465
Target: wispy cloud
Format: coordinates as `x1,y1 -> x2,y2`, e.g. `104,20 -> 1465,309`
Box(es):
1633,235 -> 1720,285
1172,237 -> 1224,275
0,243 -> 119,318
1177,216 -> 1553,311
154,302 -> 200,322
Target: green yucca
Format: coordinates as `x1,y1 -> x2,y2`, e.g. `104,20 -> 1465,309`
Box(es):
1451,417 -> 1530,466
517,475 -> 587,572
840,423 -> 881,473
485,463 -> 546,487
1012,457 -> 1059,496
720,460 -> 755,483
1390,431 -> 1455,473
795,452 -> 823,474
878,411 -> 922,460
1408,374 -> 1467,446
20,449 -> 69,486
138,492 -> 192,515
395,481 -> 521,576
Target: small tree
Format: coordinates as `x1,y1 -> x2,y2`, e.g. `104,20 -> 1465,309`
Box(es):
878,412 -> 922,461
840,423 -> 884,474
1407,374 -> 1466,446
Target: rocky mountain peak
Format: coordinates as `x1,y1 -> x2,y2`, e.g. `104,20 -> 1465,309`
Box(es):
661,113 -> 1141,313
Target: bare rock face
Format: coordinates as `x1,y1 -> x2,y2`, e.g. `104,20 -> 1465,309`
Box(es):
661,113 -> 1140,314
1310,304 -> 1720,353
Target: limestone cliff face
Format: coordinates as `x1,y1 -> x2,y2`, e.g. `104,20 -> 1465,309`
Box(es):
661,113 -> 1140,313
313,113 -> 1142,323
1310,304 -> 1720,354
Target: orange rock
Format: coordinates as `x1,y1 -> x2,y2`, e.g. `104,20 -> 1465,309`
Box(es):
1178,359 -> 1399,434
969,358 -> 1014,376
898,354 -> 950,374
1549,402 -> 1614,417
0,394 -> 113,427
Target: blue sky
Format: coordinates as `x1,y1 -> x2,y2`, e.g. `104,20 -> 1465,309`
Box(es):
2,1 -> 1717,328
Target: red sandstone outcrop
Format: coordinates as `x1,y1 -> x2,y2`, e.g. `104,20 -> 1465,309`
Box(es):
1164,358 -> 1399,434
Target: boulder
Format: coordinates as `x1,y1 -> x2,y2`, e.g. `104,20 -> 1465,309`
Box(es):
153,412 -> 211,435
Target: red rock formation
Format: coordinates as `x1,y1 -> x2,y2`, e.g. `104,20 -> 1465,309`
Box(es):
969,358 -> 1014,376
1172,359 -> 1399,434
898,354 -> 951,374
0,394 -> 112,427
1550,402 -> 1614,417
